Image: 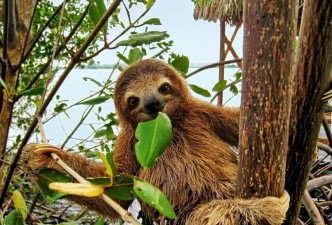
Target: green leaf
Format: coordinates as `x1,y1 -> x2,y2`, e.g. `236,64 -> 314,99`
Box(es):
54,102 -> 67,113
142,18 -> 161,25
96,0 -> 107,34
88,3 -> 100,27
170,55 -> 189,75
135,112 -> 172,169
4,210 -> 25,225
128,48 -> 144,64
37,168 -> 71,203
94,129 -> 108,138
146,0 -> 155,9
95,150 -> 114,185
87,177 -> 111,185
212,80 -> 227,92
12,190 -> 28,220
189,84 -> 211,97
79,96 -> 111,105
58,222 -> 79,225
106,151 -> 116,178
93,217 -> 105,225
18,86 -> 45,96
230,84 -> 239,95
116,31 -> 169,47
116,52 -> 130,65
83,77 -> 103,87
234,71 -> 242,80
104,174 -> 136,201
134,179 -> 176,219
88,0 -> 108,35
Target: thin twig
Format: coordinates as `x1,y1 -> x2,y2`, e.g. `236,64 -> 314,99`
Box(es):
0,0 -> 123,207
16,4 -> 90,100
48,151 -> 141,224
79,2 -> 153,62
40,0 -> 67,104
37,115 -> 142,224
20,3 -> 63,65
185,59 -> 242,78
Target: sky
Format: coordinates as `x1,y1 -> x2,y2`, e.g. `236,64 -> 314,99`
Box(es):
43,0 -> 244,147
90,0 -> 244,103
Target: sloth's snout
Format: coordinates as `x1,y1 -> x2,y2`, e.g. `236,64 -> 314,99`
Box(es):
144,97 -> 164,115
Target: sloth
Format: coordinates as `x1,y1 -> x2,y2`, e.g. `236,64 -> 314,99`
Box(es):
22,59 -> 288,225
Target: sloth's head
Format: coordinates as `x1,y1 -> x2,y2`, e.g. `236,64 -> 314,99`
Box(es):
114,59 -> 190,127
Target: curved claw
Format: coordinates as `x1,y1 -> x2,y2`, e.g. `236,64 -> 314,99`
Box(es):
280,190 -> 290,205
33,143 -> 64,156
322,89 -> 332,102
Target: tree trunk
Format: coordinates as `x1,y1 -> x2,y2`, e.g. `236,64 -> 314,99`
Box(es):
0,0 -> 35,181
285,0 -> 332,224
238,0 -> 297,201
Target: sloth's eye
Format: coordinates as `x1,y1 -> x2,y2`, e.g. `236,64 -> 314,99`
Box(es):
159,84 -> 170,94
128,97 -> 139,107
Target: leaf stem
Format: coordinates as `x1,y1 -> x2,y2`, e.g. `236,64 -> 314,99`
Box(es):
140,169 -> 147,180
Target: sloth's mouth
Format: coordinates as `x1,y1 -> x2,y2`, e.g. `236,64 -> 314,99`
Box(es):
137,113 -> 157,123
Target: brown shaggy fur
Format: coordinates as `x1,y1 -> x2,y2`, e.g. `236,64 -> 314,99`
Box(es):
22,59 -> 288,224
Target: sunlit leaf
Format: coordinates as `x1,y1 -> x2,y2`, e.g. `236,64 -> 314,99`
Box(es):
170,55 -> 189,75
79,96 -> 111,105
49,183 -> 104,197
212,80 -> 227,92
134,179 -> 176,219
12,190 -> 28,220
95,150 -> 114,185
146,0 -> 155,9
189,84 -> 211,97
116,31 -> 169,47
135,112 -> 172,169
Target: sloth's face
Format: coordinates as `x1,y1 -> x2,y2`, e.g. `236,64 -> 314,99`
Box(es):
114,59 -> 190,127
121,75 -> 182,125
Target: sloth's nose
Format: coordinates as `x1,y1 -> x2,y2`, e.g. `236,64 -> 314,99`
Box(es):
144,97 -> 163,114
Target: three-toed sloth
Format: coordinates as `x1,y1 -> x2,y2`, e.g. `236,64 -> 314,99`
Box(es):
22,59 -> 288,225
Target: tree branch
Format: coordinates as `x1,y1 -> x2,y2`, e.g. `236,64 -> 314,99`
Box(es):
0,0 -> 123,207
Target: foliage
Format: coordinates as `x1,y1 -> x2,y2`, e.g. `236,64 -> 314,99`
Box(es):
38,113 -> 175,221
0,0 -> 241,223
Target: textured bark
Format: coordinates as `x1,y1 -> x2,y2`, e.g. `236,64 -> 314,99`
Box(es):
285,0 -> 332,224
0,0 -> 35,179
238,0 -> 297,201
